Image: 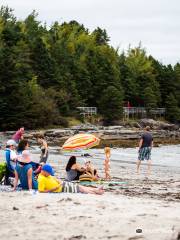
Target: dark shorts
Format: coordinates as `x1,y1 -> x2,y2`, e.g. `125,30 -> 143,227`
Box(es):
40,152 -> 48,163
138,147 -> 152,161
62,181 -> 80,193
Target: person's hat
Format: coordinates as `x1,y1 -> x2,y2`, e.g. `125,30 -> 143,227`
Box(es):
42,164 -> 54,176
17,150 -> 31,164
6,139 -> 17,147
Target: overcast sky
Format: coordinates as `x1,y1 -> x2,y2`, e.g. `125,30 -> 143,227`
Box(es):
1,0 -> 180,65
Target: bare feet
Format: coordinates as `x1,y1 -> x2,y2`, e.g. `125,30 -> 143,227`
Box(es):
95,188 -> 105,195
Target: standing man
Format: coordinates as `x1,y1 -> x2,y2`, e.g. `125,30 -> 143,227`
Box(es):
136,126 -> 153,176
12,127 -> 24,144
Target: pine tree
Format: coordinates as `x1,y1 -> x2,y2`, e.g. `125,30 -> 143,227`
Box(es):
165,93 -> 180,122
99,86 -> 123,124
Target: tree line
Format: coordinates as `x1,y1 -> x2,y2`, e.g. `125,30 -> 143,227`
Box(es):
0,6 -> 180,130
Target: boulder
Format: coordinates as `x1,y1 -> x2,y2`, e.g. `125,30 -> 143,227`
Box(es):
139,119 -> 159,128
70,124 -> 99,131
139,119 -> 179,131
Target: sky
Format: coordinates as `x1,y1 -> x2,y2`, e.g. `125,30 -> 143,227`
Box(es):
1,0 -> 180,65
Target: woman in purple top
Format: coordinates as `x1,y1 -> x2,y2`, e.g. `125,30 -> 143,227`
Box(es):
12,127 -> 24,143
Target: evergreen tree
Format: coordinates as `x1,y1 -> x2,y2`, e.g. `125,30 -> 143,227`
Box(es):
0,6 -> 180,129
165,93 -> 180,122
143,86 -> 157,109
123,46 -> 161,107
99,86 -> 123,124
92,27 -> 110,45
174,63 -> 180,106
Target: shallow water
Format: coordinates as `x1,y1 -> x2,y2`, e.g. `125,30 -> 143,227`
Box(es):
90,145 -> 180,168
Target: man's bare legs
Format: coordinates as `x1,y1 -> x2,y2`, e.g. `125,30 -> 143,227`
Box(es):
79,185 -> 104,195
136,160 -> 141,174
147,160 -> 152,177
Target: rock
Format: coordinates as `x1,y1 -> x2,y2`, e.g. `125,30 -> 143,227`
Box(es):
36,204 -> 49,209
139,119 -> 179,131
66,235 -> 86,240
130,122 -> 142,128
24,133 -> 35,139
123,121 -> 142,129
102,130 -> 119,135
45,129 -> 73,137
13,206 -> 19,210
70,123 -> 98,131
73,202 -> 81,205
136,229 -> 142,233
105,126 -> 123,130
139,119 -> 159,128
1,120 -> 180,148
158,122 -> 179,131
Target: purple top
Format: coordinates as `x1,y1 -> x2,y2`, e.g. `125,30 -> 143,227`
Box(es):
12,130 -> 23,142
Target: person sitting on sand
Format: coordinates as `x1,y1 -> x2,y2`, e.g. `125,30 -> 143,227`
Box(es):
4,140 -> 17,184
65,156 -> 86,181
17,139 -> 29,156
38,164 -> 104,195
104,147 -> 111,180
13,150 -> 38,190
17,139 -> 40,173
5,140 -> 18,174
84,160 -> 99,181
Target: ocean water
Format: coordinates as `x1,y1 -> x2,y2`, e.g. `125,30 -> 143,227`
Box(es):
90,145 -> 180,168
1,145 -> 180,168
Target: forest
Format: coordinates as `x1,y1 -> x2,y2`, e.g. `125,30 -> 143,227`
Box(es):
0,6 -> 180,130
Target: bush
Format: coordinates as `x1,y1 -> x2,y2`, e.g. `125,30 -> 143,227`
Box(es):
0,163 -> 6,182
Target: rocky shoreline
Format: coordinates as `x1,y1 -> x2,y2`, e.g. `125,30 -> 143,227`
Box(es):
1,119 -> 180,148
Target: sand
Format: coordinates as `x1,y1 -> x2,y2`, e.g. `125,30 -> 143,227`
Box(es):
0,149 -> 180,240
0,191 -> 180,240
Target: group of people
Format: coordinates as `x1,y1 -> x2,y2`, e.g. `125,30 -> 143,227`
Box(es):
3,125 -> 153,194
12,127 -> 48,163
4,127 -> 105,195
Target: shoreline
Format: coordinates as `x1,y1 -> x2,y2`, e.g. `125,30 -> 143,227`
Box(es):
1,126 -> 180,148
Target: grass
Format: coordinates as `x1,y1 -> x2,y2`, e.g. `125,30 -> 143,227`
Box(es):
66,117 -> 82,127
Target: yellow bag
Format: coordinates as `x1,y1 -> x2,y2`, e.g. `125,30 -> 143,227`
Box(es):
79,173 -> 93,182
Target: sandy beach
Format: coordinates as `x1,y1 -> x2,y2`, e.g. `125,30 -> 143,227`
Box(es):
0,146 -> 180,240
0,191 -> 180,240
0,0 -> 180,238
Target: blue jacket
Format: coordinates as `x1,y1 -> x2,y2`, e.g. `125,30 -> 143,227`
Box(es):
5,149 -> 15,173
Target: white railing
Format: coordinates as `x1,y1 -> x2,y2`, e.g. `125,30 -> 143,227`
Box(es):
123,107 -> 166,119
77,107 -> 97,115
123,107 -> 165,114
